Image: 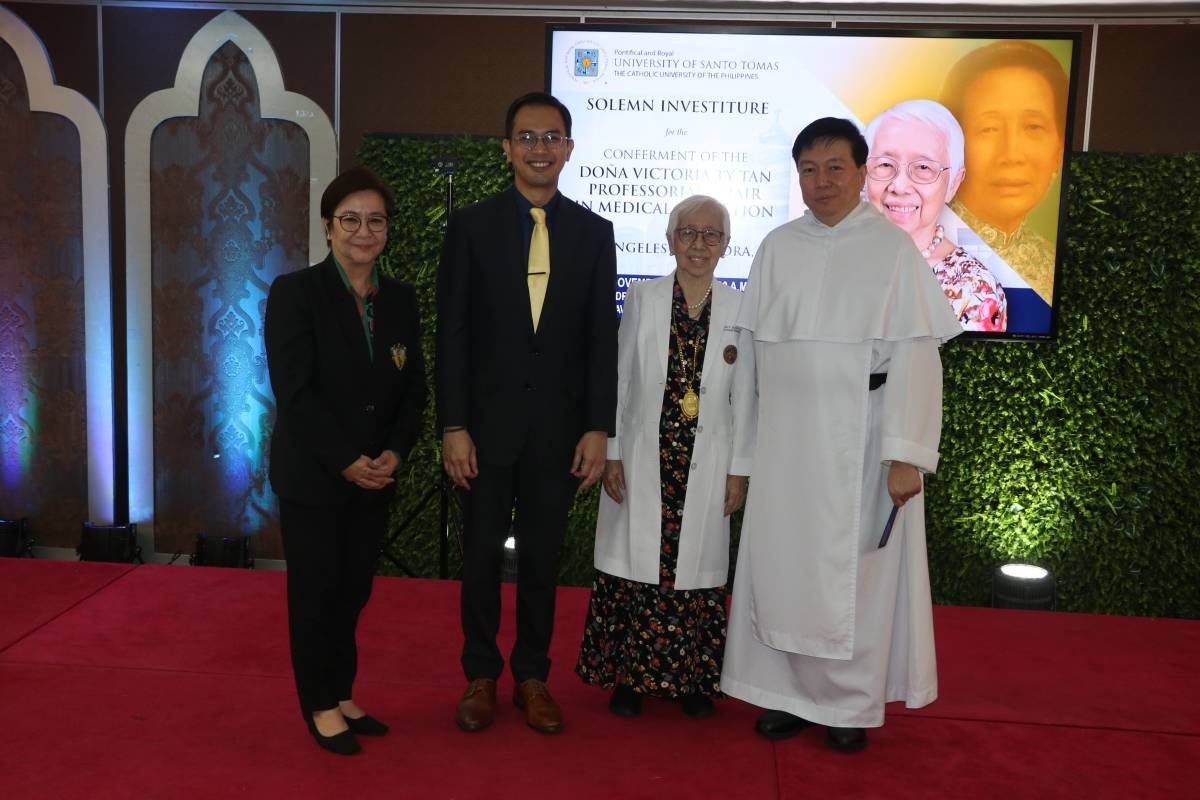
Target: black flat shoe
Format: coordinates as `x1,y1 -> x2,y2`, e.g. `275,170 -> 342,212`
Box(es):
680,695 -> 715,718
608,685 -> 642,717
306,715 -> 361,755
343,713 -> 389,736
754,709 -> 816,741
826,726 -> 868,752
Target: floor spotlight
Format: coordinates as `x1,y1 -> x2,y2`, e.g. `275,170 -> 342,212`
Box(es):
190,533 -> 254,568
0,518 -> 31,557
992,563 -> 1056,610
79,522 -> 142,563
501,535 -> 518,583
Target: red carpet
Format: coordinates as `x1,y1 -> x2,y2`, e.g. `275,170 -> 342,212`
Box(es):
1,559 -> 1196,799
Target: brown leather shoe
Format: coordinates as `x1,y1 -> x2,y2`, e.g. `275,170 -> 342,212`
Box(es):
455,678 -> 497,732
513,679 -> 563,734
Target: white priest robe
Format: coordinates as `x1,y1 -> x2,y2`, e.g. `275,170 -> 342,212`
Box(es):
721,202 -> 961,728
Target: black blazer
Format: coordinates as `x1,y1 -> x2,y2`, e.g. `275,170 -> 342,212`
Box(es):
436,187 -> 618,467
266,254 -> 427,505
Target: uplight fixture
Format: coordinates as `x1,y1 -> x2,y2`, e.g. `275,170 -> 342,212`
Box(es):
992,562 -> 1056,610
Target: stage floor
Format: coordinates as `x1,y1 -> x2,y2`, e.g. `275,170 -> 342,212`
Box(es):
1,559 -> 1196,799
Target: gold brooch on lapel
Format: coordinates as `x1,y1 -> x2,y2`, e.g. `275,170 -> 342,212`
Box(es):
390,343 -> 407,371
723,345 -> 737,364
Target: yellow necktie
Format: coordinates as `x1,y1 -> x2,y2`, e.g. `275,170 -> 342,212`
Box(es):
528,207 -> 550,331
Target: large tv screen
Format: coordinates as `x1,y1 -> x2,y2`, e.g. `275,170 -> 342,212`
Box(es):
547,25 -> 1080,340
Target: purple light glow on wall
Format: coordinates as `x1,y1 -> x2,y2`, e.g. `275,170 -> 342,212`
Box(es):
0,302 -> 35,490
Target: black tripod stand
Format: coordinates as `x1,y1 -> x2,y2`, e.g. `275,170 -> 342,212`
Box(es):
379,155 -> 463,579
379,472 -> 459,577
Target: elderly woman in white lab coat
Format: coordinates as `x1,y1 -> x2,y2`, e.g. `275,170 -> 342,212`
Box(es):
575,195 -> 756,718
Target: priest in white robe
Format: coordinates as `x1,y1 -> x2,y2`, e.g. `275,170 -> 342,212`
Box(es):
721,117 -> 961,752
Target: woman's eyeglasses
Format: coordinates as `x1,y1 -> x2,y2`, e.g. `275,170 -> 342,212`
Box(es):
865,157 -> 949,185
333,214 -> 389,233
674,227 -> 725,246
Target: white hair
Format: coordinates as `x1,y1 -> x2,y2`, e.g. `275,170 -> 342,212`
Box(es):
864,98 -> 965,175
666,195 -> 731,242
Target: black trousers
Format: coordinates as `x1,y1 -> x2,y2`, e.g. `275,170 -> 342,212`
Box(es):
280,494 -> 388,714
460,449 -> 576,683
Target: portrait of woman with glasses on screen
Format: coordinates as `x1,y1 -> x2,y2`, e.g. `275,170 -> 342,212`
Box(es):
865,99 -> 1008,332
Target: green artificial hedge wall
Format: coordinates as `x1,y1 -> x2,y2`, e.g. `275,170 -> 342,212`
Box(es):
361,135 -> 1200,619
929,152 -> 1200,618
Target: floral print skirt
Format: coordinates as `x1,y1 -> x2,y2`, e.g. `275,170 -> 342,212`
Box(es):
575,571 -> 726,699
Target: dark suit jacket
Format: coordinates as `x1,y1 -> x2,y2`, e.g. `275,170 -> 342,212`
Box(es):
266,254 -> 427,506
436,187 -> 618,467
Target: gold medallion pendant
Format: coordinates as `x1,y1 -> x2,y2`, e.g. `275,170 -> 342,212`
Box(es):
681,389 -> 700,419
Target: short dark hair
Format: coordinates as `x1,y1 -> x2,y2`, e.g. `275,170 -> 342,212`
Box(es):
941,40 -> 1069,133
791,117 -> 869,167
505,92 -> 573,139
319,165 -> 396,220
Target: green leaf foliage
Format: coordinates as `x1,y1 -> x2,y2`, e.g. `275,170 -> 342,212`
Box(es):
362,135 -> 1200,617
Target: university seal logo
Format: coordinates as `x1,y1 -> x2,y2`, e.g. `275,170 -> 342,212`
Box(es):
575,48 -> 599,77
565,41 -> 605,83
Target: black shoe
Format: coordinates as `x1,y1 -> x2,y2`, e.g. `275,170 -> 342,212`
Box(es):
754,709 -> 816,741
305,715 -> 361,755
680,695 -> 715,718
826,726 -> 868,752
343,713 -> 389,736
608,685 -> 642,717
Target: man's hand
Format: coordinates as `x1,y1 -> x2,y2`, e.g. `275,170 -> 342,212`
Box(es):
887,461 -> 923,507
724,475 -> 749,516
571,431 -> 608,491
442,429 -> 478,490
602,460 -> 626,504
341,454 -> 396,490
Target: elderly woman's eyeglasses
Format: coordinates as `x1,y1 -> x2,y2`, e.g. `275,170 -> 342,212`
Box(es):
334,214 -> 389,233
865,156 -> 949,185
512,132 -> 569,150
675,227 -> 725,246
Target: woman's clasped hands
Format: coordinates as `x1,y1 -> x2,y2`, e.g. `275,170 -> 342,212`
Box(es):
341,451 -> 399,490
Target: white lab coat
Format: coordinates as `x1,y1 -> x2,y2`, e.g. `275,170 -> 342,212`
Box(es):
593,275 -> 756,590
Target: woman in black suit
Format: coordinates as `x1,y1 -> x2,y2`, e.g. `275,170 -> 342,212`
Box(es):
265,166 -> 426,755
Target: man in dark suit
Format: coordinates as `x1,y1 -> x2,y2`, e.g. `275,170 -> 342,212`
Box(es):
437,92 -> 617,734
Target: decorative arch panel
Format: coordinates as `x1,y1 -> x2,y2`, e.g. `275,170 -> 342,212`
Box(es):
125,11 -> 336,558
0,8 -> 112,545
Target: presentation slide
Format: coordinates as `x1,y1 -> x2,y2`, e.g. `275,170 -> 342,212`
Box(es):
547,26 -> 1078,339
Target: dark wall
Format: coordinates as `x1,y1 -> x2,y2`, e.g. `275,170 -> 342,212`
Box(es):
7,2 -> 98,104
1090,25 -> 1200,153
338,13 -> 550,166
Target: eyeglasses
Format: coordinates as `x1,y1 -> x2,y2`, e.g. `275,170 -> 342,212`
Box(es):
865,156 -> 949,185
512,131 -> 569,150
333,214 -> 389,233
674,227 -> 725,246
